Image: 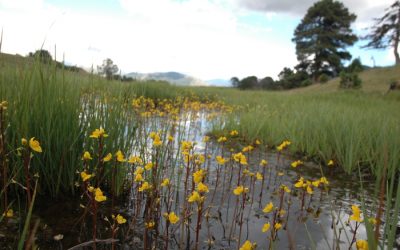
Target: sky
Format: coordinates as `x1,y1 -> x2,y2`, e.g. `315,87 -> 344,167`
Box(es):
0,0 -> 396,81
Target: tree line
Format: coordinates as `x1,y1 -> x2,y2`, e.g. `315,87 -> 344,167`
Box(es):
232,0 -> 400,90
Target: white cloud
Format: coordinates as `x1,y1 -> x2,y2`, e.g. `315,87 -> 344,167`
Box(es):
0,0 -> 300,80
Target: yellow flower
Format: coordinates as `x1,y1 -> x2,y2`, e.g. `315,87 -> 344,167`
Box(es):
134,173 -> 143,182
291,160 -> 303,168
29,137 -> 42,153
368,217 -> 377,225
128,156 -> 143,165
188,191 -> 202,203
161,178 -> 170,187
280,184 -> 291,193
239,240 -> 256,250
83,151 -> 92,160
319,177 -> 329,185
153,134 -> 163,147
94,188 -> 107,202
3,209 -> 13,218
168,135 -> 174,142
242,145 -> 254,152
306,185 -> 313,195
89,128 -> 108,139
216,156 -> 226,165
233,152 -> 247,165
274,222 -> 282,230
262,222 -> 270,232
230,130 -> 238,136
197,182 -> 209,193
327,160 -> 334,167
312,180 -> 321,187
255,139 -> 261,145
279,209 -> 286,216
168,212 -> 179,224
294,177 -> 304,188
256,172 -> 263,180
145,162 -> 153,171
263,202 -> 274,213
145,221 -> 155,229
350,205 -> 362,222
260,159 -> 268,166
233,185 -> 248,196
115,150 -> 126,162
134,167 -> 144,175
103,153 -> 112,162
193,169 -> 205,184
203,136 -> 210,142
80,171 -> 92,182
181,141 -> 193,152
217,136 -> 227,143
21,138 -> 28,146
356,239 -> 368,250
278,171 -> 284,176
115,214 -> 127,224
138,182 -> 152,192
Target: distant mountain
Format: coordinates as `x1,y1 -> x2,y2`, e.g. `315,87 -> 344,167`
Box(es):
125,71 -> 207,86
205,79 -> 231,87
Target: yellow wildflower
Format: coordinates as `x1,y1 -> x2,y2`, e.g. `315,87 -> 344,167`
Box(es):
128,156 -> 143,165
242,145 -> 254,152
350,205 -> 362,222
368,217 -> 377,225
216,156 -> 226,165
3,209 -> 13,218
89,128 -> 108,139
233,185 -> 248,196
263,202 -> 274,213
262,222 -> 270,232
188,191 -> 202,203
145,162 -> 153,171
280,184 -> 291,193
278,172 -> 284,176
134,173 -> 143,182
327,160 -> 334,167
161,178 -> 170,187
240,240 -> 256,250
193,169 -> 205,184
255,139 -> 261,145
274,222 -> 282,230
256,172 -> 263,180
29,137 -> 42,153
230,130 -> 238,136
203,136 -> 210,142
356,239 -> 368,250
83,151 -> 92,160
168,212 -> 179,224
115,150 -> 126,162
80,171 -> 92,182
312,180 -> 321,187
153,134 -> 162,147
295,177 -> 304,188
320,177 -> 329,185
168,135 -> 174,142
21,138 -> 28,146
260,159 -> 268,166
134,167 -> 144,175
145,221 -> 155,229
103,153 -> 112,162
138,182 -> 152,192
115,214 -> 127,224
233,152 -> 247,165
217,136 -> 227,143
291,160 -> 303,168
94,188 -> 107,202
306,185 -> 313,195
197,182 -> 209,193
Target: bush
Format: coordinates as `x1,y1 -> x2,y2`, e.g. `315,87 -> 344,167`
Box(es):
339,71 -> 362,89
301,79 -> 312,87
318,74 -> 329,83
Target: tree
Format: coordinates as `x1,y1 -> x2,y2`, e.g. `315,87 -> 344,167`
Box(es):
29,49 -> 53,63
97,58 -> 119,80
230,77 -> 240,87
238,76 -> 258,90
292,0 -> 358,79
362,1 -> 400,65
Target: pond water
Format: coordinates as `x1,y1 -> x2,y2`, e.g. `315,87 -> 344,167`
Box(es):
2,106 -> 399,250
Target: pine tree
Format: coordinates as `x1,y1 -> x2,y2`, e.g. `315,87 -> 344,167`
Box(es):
362,1 -> 400,65
292,0 -> 358,78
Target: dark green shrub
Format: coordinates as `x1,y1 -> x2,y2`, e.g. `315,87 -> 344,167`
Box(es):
318,73 -> 330,83
339,71 -> 362,89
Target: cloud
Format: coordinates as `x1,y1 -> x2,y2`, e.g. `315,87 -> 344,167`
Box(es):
238,0 -> 393,22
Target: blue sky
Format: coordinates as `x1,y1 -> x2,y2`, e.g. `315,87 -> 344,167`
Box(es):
0,0 -> 395,81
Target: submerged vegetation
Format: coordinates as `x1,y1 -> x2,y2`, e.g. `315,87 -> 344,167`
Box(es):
0,54 -> 399,249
